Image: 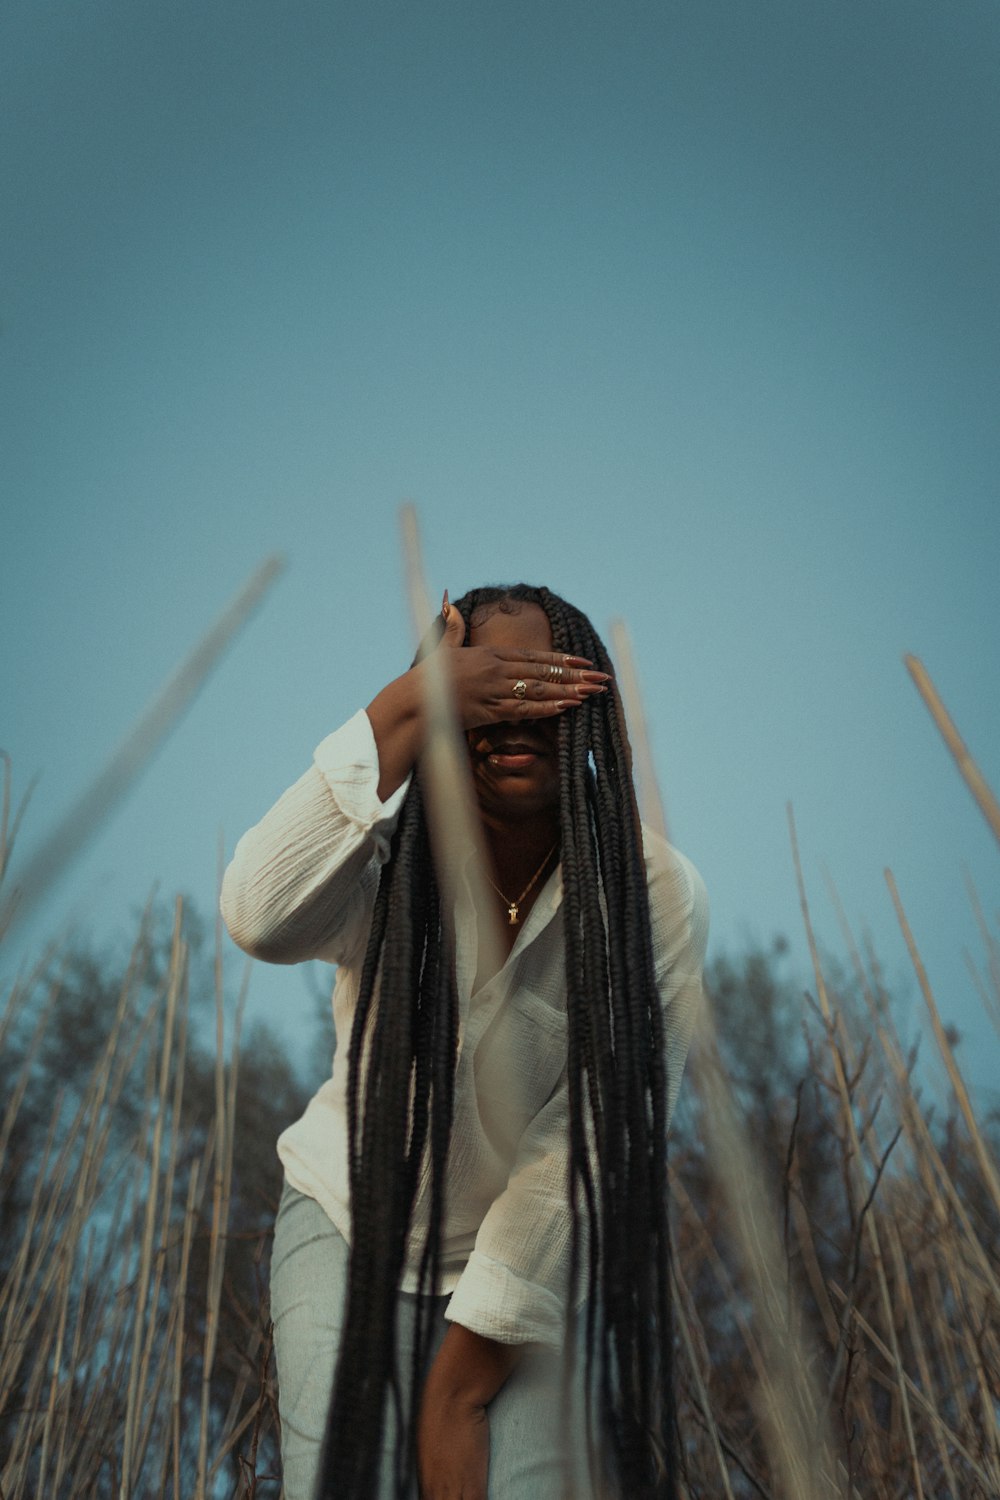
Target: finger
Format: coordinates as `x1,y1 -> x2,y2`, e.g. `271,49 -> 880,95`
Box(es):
515,663 -> 611,688
497,650 -> 610,686
509,697 -> 585,720
440,594 -> 467,649
509,675 -> 608,703
507,688 -> 607,718
497,648 -> 594,669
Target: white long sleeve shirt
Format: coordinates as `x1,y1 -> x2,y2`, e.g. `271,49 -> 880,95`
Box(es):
221,710 -> 708,1347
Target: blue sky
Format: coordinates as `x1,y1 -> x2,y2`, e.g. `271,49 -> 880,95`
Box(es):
3,0 -> 998,1096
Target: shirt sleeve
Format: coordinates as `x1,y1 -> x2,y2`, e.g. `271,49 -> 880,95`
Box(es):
444,839 -> 709,1348
219,709 -> 410,967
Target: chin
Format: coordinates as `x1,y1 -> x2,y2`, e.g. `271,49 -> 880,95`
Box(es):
478,780 -> 558,819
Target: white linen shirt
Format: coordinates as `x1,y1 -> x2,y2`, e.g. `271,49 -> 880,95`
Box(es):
220,710 -> 708,1348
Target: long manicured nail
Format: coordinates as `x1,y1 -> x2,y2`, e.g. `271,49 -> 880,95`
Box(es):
582,671 -> 610,682
441,589 -> 450,620
563,655 -> 592,665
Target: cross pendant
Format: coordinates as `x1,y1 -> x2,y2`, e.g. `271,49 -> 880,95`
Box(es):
507,904 -> 520,925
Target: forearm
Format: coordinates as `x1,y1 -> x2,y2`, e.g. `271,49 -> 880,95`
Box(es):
366,666 -> 426,801
423,1321 -> 521,1411
418,1322 -> 514,1497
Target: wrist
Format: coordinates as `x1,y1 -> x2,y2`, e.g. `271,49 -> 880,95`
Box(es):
367,664 -> 423,725
365,666 -> 427,801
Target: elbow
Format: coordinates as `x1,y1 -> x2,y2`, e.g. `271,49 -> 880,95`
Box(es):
219,863 -> 297,966
224,925 -> 300,966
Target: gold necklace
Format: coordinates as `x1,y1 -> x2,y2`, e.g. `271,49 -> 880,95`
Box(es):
486,843 -> 558,926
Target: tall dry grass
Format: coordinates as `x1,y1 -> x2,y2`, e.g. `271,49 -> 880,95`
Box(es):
1,530 -> 997,1495
0,860 -> 264,1497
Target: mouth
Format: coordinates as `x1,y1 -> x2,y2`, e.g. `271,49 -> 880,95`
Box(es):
480,736 -> 547,771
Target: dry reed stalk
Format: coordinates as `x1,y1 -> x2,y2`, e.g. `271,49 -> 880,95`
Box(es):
695,1010 -> 845,1498
904,655 -> 1000,846
35,1145 -> 84,1496
871,1078 -> 996,1484
0,1086 -> 67,1381
963,869 -> 1000,1014
0,943 -> 56,1059
50,1225 -> 97,1494
931,1232 -> 1000,1480
204,970 -> 252,1484
964,949 -> 1000,1040
133,935 -> 193,1484
828,1284 -> 999,1493
786,1185 -> 840,1347
612,618 -> 843,1498
0,748 -> 37,889
0,966 -> 30,1057
0,1088 -> 89,1405
5,911 -> 165,1375
884,1212 -> 961,1496
0,972 -> 60,1165
398,504 -> 504,985
83,1211 -> 148,1489
671,1257 -> 738,1500
119,901 -> 184,1495
921,1198 -> 991,1453
3,1208 -> 80,1499
886,868 -> 1000,1221
844,921 -> 1000,1310
20,983 -> 169,1372
158,943 -> 191,1261
788,807 -> 925,1498
608,619 -> 671,844
923,1253 -> 974,1453
195,954 -> 230,1497
53,1237 -> 116,1487
166,1158 -> 206,1500
132,1274 -> 192,1491
827,882 -> 995,1296
195,874 -> 245,1500
0,554 -> 285,942
802,954 -> 937,1478
234,1264 -> 276,1500
671,1174 -> 770,1389
207,1326 -> 265,1480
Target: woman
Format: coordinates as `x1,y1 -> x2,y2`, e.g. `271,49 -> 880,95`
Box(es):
221,583 -> 708,1500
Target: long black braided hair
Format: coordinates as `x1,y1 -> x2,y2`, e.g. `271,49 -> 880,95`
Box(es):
318,584 -> 676,1499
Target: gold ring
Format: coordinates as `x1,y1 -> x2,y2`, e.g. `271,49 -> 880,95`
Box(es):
513,679 -> 528,700
547,663 -> 564,682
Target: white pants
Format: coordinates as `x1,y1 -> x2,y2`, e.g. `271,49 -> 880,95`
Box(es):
270,1180 -> 599,1499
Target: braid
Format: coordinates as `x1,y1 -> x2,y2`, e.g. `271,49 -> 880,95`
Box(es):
320,583 -> 676,1499
535,586 -> 674,1494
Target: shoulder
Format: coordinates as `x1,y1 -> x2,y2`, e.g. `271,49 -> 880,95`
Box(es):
640,824 -> 710,964
640,823 -> 708,916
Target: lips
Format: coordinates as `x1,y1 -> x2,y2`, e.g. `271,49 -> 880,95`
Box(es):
487,752 -> 539,773
488,738 -> 545,755
479,735 -> 548,771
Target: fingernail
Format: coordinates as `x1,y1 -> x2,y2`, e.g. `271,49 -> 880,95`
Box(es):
582,671 -> 610,682
563,655 -> 592,665
442,588 -> 450,620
